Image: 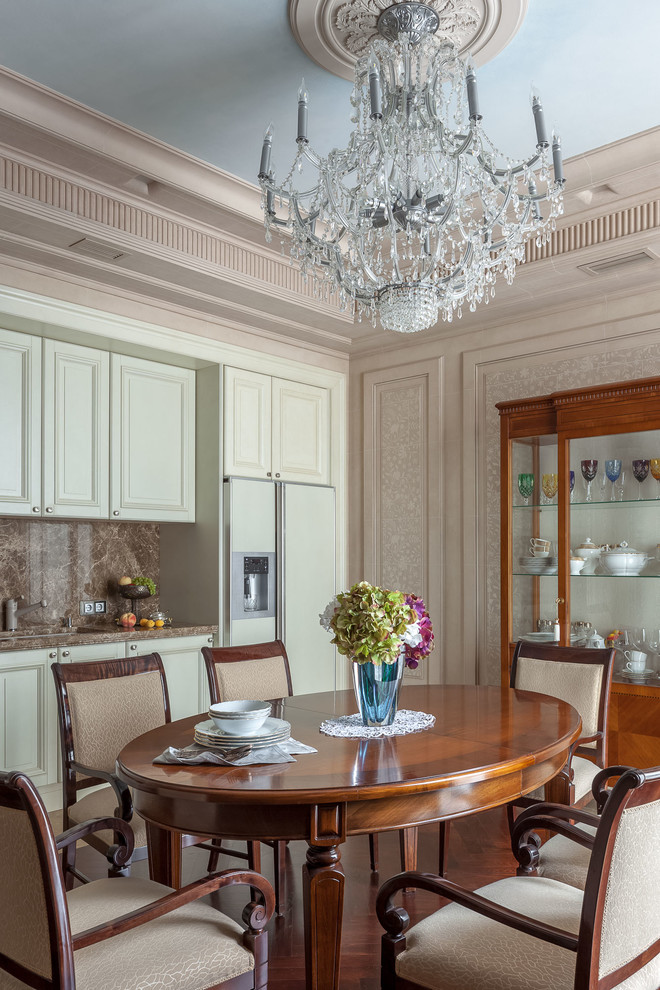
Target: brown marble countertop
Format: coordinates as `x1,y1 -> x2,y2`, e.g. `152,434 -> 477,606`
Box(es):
0,623 -> 217,652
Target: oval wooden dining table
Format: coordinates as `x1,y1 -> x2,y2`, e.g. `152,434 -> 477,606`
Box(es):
117,684 -> 581,990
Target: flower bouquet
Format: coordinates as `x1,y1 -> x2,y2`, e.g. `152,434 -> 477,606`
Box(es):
319,581 -> 434,726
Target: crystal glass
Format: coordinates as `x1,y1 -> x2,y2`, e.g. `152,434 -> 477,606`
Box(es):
517,473 -> 534,505
569,469 -> 575,502
614,469 -> 626,501
580,459 -> 598,502
650,458 -> 660,498
632,458 -> 649,499
605,459 -> 621,501
541,473 -> 558,502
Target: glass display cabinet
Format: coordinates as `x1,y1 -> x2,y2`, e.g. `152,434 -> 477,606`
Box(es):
498,377 -> 660,768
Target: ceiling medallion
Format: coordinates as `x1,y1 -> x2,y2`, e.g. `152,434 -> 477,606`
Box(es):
288,0 -> 528,80
261,1 -> 564,335
337,0 -> 477,56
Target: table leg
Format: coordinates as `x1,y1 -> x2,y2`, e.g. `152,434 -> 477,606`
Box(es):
146,823 -> 183,889
302,842 -> 345,990
399,825 -> 418,872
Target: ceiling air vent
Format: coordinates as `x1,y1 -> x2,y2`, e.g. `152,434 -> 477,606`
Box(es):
68,238 -> 126,262
578,249 -> 657,277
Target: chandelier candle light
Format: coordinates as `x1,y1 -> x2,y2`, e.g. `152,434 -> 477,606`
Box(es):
258,1 -> 565,335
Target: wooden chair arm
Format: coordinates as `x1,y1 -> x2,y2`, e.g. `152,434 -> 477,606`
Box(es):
511,807 -> 598,873
70,762 -> 133,820
56,817 -> 135,872
592,765 -> 634,812
72,869 -> 275,950
376,872 -> 579,952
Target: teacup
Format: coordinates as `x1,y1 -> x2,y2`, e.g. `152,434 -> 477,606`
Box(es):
624,650 -> 647,673
529,537 -> 551,557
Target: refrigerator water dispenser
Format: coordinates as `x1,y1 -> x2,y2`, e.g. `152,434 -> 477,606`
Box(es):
231,551 -> 276,620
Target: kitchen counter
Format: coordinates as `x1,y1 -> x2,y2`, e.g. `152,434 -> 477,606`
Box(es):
0,623 -> 217,652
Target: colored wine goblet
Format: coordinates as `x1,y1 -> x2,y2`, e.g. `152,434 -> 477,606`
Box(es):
569,469 -> 575,502
517,473 -> 534,506
580,459 -> 598,503
605,459 -> 621,502
650,458 -> 660,498
541,473 -> 558,502
632,459 -> 649,500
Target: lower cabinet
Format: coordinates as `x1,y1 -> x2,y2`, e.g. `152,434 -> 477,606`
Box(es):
126,634 -> 213,721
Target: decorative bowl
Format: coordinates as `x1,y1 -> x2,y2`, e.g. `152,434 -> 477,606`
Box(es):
208,700 -> 272,736
120,584 -> 152,600
599,543 -> 648,576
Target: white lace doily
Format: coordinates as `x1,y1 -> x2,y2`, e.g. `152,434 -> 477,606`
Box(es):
319,709 -> 435,738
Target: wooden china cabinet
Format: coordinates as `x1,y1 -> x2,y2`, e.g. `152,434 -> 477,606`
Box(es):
498,376 -> 660,769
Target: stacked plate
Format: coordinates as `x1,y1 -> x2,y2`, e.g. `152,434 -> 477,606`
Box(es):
194,717 -> 291,752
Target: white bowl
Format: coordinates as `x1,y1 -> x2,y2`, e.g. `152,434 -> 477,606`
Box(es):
570,558 -> 585,575
599,551 -> 647,576
208,700 -> 272,735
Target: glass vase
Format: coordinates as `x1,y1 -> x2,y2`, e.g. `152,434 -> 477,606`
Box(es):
351,651 -> 405,727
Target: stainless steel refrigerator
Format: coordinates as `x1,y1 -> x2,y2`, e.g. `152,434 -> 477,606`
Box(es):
224,477 -> 336,695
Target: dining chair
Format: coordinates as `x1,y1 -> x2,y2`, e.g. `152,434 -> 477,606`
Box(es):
511,764 -> 635,890
0,769 -> 274,990
377,764 -> 660,990
51,652 -> 240,889
202,641 -> 292,915
509,640 -> 616,813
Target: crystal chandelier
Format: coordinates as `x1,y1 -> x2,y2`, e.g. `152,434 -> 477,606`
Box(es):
258,1 -> 565,335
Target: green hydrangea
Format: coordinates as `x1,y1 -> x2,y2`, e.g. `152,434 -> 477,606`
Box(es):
329,581 -> 415,665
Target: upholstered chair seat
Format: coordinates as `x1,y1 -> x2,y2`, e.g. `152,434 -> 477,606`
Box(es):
66,785 -> 148,850
67,877 -> 255,990
533,823 -> 597,889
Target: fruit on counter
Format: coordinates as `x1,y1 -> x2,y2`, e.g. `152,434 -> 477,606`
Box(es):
118,576 -> 132,586
139,618 -> 156,628
132,576 -> 157,596
119,612 -> 137,628
155,619 -> 165,627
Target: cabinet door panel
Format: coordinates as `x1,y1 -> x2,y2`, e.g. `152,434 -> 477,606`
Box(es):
43,340 -> 109,518
223,367 -> 271,478
126,636 -> 207,720
0,328 -> 41,515
111,356 -> 195,521
272,378 -> 329,484
0,649 -> 55,786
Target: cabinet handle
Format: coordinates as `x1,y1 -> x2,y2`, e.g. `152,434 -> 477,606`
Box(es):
61,650 -> 70,658
45,506 -> 54,513
266,472 -> 272,478
113,510 -> 120,517
207,637 -> 213,643
32,506 -> 40,513
275,473 -> 281,478
130,643 -> 137,651
49,651 -> 57,659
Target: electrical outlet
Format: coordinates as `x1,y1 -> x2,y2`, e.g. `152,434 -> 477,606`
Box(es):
94,600 -> 106,614
80,601 -> 94,615
79,600 -> 107,615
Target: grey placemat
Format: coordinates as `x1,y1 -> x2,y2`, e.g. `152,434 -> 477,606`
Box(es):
154,737 -> 317,766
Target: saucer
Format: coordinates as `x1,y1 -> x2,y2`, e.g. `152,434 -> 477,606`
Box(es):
194,717 -> 291,749
619,668 -> 655,680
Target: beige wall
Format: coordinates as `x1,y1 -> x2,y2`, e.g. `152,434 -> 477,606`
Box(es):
350,286 -> 660,687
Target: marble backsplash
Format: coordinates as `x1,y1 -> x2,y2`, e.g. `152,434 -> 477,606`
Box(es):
0,518 -> 160,630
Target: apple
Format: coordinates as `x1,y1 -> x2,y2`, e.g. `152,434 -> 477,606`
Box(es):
119,612 -> 136,628
118,576 -> 133,586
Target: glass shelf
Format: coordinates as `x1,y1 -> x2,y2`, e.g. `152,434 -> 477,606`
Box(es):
572,573 -> 660,579
513,498 -> 660,509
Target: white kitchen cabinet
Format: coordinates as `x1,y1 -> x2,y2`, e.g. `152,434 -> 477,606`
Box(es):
0,648 -> 58,787
110,355 -> 196,522
57,641 -> 125,663
126,634 -> 212,720
42,339 -> 110,519
0,328 -> 41,516
224,367 -> 329,484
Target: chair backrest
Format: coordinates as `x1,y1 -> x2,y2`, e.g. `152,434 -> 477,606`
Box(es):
511,641 -> 615,765
575,765 -> 660,989
202,642 -> 293,705
52,654 -> 170,811
0,770 -> 74,989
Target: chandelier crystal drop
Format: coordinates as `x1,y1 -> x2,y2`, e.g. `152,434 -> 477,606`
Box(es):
258,2 -> 565,335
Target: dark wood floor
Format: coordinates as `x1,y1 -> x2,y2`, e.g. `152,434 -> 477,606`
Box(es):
72,809 -> 518,989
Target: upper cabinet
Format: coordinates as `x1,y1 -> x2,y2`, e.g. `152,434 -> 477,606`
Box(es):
110,355 -> 196,522
43,339 -> 110,518
0,328 -> 196,522
0,328 -> 41,516
223,366 -> 329,485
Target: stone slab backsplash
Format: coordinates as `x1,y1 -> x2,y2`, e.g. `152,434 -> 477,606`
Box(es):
0,518 -> 160,629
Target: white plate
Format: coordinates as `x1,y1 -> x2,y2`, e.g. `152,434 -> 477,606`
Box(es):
619,669 -> 655,679
194,716 -> 291,747
523,632 -> 555,641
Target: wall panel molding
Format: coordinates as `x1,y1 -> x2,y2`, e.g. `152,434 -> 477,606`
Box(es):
525,199 -> 660,264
